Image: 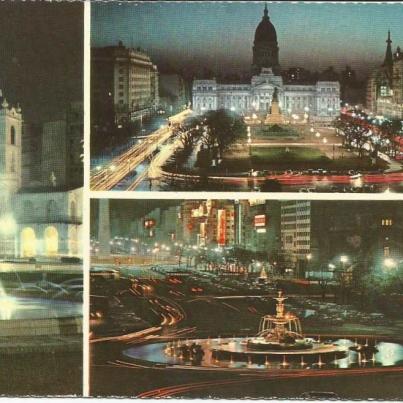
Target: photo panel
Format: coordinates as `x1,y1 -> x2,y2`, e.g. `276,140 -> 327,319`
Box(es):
90,1 -> 403,193
0,1 -> 84,396
89,197 -> 403,399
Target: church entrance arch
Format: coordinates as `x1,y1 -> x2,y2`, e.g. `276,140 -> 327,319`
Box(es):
44,226 -> 58,256
21,227 -> 36,257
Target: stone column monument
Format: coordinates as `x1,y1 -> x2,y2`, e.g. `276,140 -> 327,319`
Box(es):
98,199 -> 111,256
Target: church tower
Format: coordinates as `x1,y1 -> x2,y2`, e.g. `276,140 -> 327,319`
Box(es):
0,91 -> 22,214
252,4 -> 280,75
384,30 -> 393,71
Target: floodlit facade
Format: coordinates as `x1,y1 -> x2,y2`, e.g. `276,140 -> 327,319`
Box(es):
0,89 -> 83,259
366,32 -> 403,119
192,6 -> 340,123
92,41 -> 159,124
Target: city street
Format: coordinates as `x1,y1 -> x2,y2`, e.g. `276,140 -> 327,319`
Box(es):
90,110 -> 192,191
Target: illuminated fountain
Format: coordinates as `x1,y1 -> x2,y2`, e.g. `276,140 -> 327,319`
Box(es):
207,291 -> 347,362
0,275 -> 82,338
123,291 -> 403,369
247,291 -> 311,351
0,281 -> 17,320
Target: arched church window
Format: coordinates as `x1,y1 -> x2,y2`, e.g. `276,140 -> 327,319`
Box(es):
10,126 -> 16,145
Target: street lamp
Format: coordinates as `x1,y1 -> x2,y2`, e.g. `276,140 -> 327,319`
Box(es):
383,258 -> 397,271
247,137 -> 252,156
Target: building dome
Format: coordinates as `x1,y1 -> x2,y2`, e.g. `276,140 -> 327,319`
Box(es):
254,5 -> 277,44
252,4 -> 280,75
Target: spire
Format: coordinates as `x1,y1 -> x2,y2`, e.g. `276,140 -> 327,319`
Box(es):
263,2 -> 269,18
384,30 -> 393,68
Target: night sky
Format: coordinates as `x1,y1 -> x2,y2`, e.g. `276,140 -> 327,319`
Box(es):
91,199 -> 181,236
0,2 -> 83,123
92,1 -> 403,78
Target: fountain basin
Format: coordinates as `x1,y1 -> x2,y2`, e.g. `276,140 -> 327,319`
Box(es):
0,296 -> 82,337
247,336 -> 313,351
123,337 -> 403,370
211,337 -> 347,360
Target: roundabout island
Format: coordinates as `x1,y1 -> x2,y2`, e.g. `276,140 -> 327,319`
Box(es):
122,292 -> 401,372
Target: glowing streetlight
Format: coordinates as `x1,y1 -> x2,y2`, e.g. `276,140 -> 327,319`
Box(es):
340,255 -> 348,264
383,258 -> 397,270
315,132 -> 321,138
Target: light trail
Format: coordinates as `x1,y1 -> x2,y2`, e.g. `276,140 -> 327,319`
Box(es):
90,109 -> 192,190
136,366 -> 403,398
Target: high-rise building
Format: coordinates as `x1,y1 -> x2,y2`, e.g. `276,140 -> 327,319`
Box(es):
280,200 -> 311,272
179,200 -> 235,247
280,200 -> 403,278
236,200 -> 280,256
92,41 -> 159,125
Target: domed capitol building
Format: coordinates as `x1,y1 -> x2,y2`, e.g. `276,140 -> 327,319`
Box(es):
192,5 -> 340,122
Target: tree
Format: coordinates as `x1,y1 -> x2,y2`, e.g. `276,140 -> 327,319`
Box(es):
202,109 -> 246,158
380,119 -> 402,157
173,118 -> 204,153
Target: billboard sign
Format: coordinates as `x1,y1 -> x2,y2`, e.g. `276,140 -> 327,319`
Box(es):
254,214 -> 266,227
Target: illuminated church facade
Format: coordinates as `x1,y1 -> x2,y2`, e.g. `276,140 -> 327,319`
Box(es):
0,91 -> 82,259
192,5 -> 340,122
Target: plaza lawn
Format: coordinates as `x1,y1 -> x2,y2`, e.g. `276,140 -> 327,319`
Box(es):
251,124 -> 300,139
220,146 -> 387,173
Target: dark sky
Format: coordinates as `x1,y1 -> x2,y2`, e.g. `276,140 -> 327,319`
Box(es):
91,199 -> 181,236
0,2 -> 83,123
92,1 -> 403,78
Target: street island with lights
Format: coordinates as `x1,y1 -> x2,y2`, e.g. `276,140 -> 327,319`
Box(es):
90,2 -> 403,193
89,198 -> 403,398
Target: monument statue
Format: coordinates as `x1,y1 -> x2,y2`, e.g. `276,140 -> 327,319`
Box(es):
265,87 -> 284,124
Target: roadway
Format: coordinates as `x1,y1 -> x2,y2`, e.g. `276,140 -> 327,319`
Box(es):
90,109 -> 192,191
89,271 -> 403,398
135,366 -> 403,398
159,170 -> 403,191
